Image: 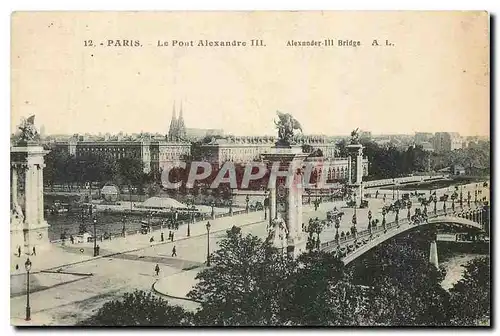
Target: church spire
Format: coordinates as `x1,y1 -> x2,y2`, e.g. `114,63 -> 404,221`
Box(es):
168,101 -> 178,140
177,100 -> 186,139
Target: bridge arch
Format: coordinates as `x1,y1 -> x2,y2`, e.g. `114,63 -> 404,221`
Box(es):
321,210 -> 484,266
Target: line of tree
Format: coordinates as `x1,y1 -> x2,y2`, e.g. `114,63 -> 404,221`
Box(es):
43,149 -> 156,195
80,227 -> 490,326
336,139 -> 490,180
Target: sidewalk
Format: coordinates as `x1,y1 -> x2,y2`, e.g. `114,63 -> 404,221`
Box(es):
11,210 -> 267,275
152,268 -> 202,305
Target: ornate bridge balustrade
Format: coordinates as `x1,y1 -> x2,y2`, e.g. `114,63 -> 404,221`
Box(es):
320,204 -> 488,265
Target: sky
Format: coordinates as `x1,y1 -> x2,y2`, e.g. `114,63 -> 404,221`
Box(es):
11,11 -> 489,137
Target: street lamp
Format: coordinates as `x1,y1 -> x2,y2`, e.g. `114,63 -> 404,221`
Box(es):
335,216 -> 341,243
460,186 -> 463,207
433,197 -> 437,214
93,217 -> 98,256
392,178 -> 395,200
245,195 -> 250,212
368,210 -> 372,235
407,201 -> 412,221
122,216 -> 126,237
382,208 -> 387,233
211,202 -> 215,218
263,190 -> 268,220
24,258 -> 32,321
206,221 -> 211,266
187,212 -> 191,237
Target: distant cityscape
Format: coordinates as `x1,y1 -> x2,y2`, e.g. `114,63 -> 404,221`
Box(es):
14,106 -> 489,178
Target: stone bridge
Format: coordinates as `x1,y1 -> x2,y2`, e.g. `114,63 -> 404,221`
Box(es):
320,204 -> 488,266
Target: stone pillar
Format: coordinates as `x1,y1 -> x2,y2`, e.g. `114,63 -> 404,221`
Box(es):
38,165 -> 44,224
296,172 -> 303,238
347,143 -> 364,206
269,187 -> 276,225
429,240 -> 439,268
287,187 -> 296,240
11,165 -> 18,208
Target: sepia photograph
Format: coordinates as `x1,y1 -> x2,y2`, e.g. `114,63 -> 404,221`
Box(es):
9,11 -> 490,327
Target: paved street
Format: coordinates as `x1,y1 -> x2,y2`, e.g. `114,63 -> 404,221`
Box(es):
10,181 -> 488,325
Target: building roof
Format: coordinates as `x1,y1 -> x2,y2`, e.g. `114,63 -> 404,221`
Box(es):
140,197 -> 186,209
101,185 -> 119,194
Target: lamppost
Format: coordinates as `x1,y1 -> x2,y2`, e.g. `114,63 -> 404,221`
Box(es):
351,212 -> 357,239
407,201 -> 412,222
245,195 -> 250,212
443,196 -> 447,214
211,202 -> 215,218
93,217 -> 98,256
474,189 -> 478,205
206,221 -> 211,266
382,208 -> 387,233
392,178 -> 395,200
395,207 -> 400,227
467,191 -> 471,207
122,216 -> 126,237
25,258 -> 32,321
314,218 -> 321,249
187,211 -> 191,237
148,211 -> 153,233
368,210 -> 372,235
335,216 -> 340,243
433,197 -> 437,214
263,190 -> 268,220
460,186 -> 463,207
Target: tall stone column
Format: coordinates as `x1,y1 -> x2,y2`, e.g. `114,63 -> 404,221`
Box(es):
296,173 -> 303,237
269,187 -> 276,225
287,187 -> 296,241
11,165 -> 18,208
38,165 -> 44,224
429,240 -> 439,268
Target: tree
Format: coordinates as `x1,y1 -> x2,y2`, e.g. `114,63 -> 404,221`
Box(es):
448,257 -> 490,326
336,139 -> 349,157
349,230 -> 451,326
188,226 -> 295,326
79,290 -> 193,326
284,251 -> 365,326
117,157 -> 145,202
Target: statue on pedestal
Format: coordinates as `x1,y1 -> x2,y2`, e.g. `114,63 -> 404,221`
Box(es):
350,128 -> 360,145
266,213 -> 289,247
17,115 -> 40,144
275,111 -> 302,146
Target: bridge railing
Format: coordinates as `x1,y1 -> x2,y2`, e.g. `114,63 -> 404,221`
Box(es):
320,203 -> 482,252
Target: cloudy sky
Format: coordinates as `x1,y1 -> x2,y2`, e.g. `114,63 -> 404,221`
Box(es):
11,11 -> 489,136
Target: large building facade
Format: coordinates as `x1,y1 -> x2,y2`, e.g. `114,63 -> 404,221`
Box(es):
54,139 -> 190,174
433,132 -> 463,153
191,135 -> 368,179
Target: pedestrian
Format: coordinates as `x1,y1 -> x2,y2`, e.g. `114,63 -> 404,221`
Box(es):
155,264 -> 160,276
150,236 -> 154,243
32,246 -> 36,256
70,235 -> 74,244
15,264 -> 19,271
171,232 -> 175,241
169,231 -> 172,241
161,232 -> 164,242
17,246 -> 21,257
172,246 -> 177,257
